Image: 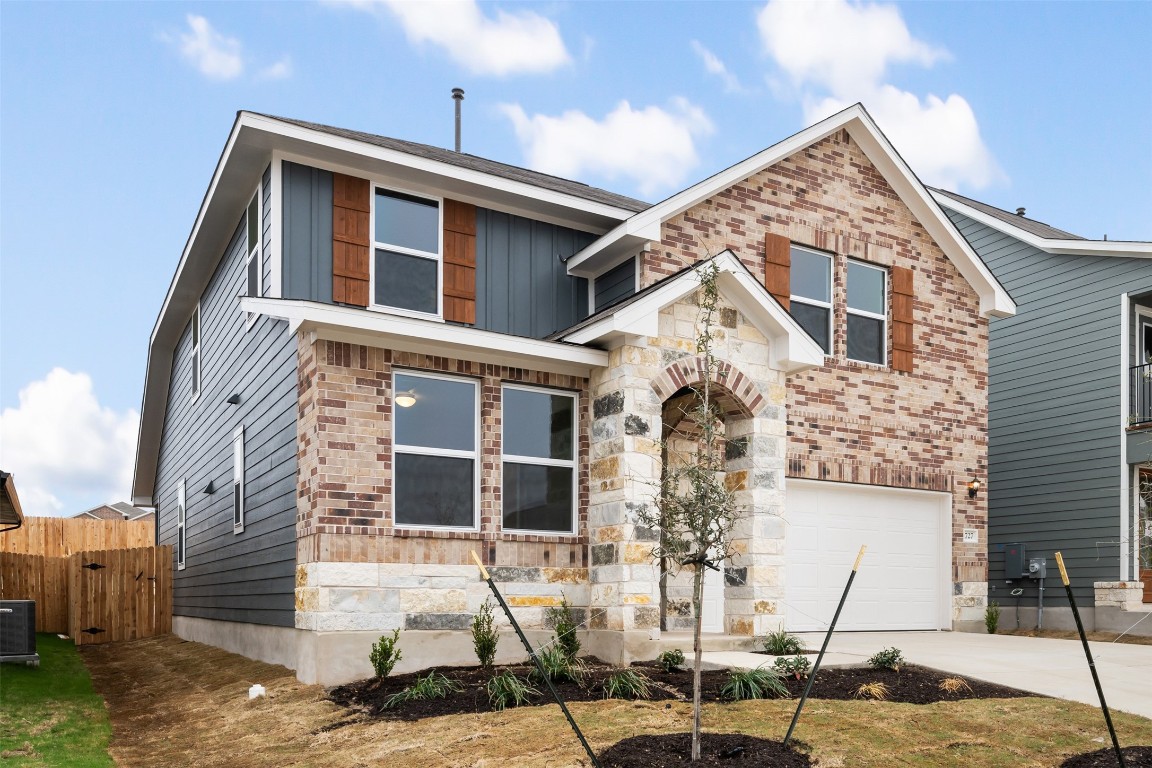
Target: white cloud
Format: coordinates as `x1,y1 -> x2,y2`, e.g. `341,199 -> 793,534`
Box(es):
0,369 -> 138,517
757,0 -> 1001,190
258,56 -> 293,81
177,14 -> 244,80
691,41 -> 741,93
500,99 -> 714,198
341,0 -> 570,76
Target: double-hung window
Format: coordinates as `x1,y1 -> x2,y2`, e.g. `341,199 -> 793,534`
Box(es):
373,189 -> 441,316
177,480 -> 186,570
190,304 -> 201,401
245,187 -> 262,325
847,260 -> 887,365
502,386 -> 577,534
392,372 -> 477,528
233,426 -> 245,533
789,246 -> 832,354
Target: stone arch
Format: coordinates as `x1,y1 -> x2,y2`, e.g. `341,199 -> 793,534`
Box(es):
650,355 -> 765,419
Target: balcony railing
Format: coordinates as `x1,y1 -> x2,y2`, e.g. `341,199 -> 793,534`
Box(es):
1131,364 -> 1152,426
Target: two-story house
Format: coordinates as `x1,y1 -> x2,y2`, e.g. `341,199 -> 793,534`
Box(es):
934,189 -> 1152,631
132,104 -> 1014,685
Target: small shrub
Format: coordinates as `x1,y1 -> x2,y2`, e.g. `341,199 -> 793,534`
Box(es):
868,647 -> 904,671
853,681 -> 890,700
486,671 -> 538,711
772,654 -> 812,680
602,669 -> 653,700
544,596 -> 581,661
985,601 -> 1001,634
656,648 -> 686,673
532,643 -> 588,685
720,667 -> 788,701
938,677 -> 973,694
384,671 -> 461,709
471,598 -> 499,670
370,629 -> 402,679
761,628 -> 805,656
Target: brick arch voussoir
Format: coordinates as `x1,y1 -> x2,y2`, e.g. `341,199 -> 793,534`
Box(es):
650,355 -> 764,419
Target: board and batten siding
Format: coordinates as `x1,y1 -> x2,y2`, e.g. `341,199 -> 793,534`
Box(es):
946,209 -> 1152,601
282,160 -> 334,303
156,165 -> 299,627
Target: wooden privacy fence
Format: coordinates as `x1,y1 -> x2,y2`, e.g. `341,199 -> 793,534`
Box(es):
0,546 -> 171,644
0,517 -> 154,557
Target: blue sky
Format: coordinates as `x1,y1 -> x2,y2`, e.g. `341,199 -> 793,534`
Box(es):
1,0 -> 1149,516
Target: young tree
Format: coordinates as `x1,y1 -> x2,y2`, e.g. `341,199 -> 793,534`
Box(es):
635,262 -> 742,761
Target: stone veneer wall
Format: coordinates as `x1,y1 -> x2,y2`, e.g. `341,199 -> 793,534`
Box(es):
294,336 -> 592,636
642,129 -> 990,627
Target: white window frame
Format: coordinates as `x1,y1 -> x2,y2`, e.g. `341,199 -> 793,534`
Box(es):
233,425 -> 245,534
846,259 -> 888,367
789,245 -> 833,356
245,185 -> 262,327
369,186 -> 444,321
392,370 -> 479,531
190,303 -> 201,403
177,480 -> 187,571
501,384 -> 579,536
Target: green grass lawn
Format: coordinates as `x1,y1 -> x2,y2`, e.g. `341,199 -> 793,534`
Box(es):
0,634 -> 114,767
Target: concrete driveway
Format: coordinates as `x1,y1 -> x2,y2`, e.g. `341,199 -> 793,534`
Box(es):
701,631 -> 1152,720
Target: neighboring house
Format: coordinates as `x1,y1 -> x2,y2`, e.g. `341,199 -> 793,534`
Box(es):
131,104 -> 1014,685
1,471 -> 24,533
73,502 -> 154,523
933,189 -> 1152,627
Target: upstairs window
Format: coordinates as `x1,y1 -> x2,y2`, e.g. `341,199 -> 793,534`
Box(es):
373,189 -> 441,316
190,304 -> 201,402
176,480 -> 186,570
392,372 -> 477,528
233,426 -> 245,533
502,386 -> 577,534
790,246 -> 832,353
847,260 -> 887,365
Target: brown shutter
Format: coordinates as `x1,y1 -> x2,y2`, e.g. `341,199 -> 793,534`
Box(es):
764,233 -> 791,310
891,265 -> 914,373
442,199 -> 476,324
332,173 -> 370,307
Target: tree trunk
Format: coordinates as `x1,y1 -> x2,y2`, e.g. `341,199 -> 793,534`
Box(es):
691,561 -> 704,761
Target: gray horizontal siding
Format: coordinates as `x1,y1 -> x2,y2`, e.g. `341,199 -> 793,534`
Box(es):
594,258 -> 636,312
947,209 -> 1152,600
155,163 -> 299,628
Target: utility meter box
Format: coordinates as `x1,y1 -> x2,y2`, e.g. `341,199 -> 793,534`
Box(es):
1004,542 -> 1027,580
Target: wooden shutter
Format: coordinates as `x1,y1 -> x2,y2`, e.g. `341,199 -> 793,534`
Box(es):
764,233 -> 791,310
442,199 -> 476,324
332,173 -> 370,307
891,266 -> 914,373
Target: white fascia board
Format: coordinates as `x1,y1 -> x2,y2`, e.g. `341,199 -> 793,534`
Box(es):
241,297 -> 609,377
929,190 -> 1152,259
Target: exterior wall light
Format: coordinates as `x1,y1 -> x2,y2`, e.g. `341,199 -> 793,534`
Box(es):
968,477 -> 981,498
395,390 -> 417,408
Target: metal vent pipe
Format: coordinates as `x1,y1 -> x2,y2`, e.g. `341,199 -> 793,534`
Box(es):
452,88 -> 464,152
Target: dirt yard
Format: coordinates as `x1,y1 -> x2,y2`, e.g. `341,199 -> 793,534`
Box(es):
81,635 -> 1152,768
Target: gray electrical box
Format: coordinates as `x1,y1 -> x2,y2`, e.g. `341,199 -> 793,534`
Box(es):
1028,558 -> 1046,580
1004,542 -> 1027,580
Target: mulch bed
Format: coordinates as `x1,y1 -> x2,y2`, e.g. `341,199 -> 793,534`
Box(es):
1059,746 -> 1152,767
599,733 -> 811,767
328,661 -> 1038,722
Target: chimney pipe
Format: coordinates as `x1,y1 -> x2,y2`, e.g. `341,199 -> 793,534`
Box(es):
452,88 -> 464,152
1015,207 -> 1026,216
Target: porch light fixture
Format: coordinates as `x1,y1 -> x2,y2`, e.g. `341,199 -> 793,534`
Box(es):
395,390 -> 417,408
203,480 -> 215,495
226,393 -> 241,405
968,477 -> 981,499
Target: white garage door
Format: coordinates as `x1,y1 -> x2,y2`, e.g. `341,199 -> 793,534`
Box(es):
785,480 -> 950,632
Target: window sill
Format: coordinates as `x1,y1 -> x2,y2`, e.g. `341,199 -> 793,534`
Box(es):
367,304 -> 444,323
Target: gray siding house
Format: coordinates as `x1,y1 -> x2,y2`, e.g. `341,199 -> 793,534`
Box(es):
934,189 -> 1152,630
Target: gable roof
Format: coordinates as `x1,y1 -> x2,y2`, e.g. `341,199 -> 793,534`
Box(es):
74,503 -> 126,520
554,250 -> 825,373
566,103 -> 1016,320
930,188 -> 1152,258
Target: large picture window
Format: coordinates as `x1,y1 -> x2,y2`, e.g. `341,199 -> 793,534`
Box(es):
373,189 -> 440,316
393,372 -> 477,528
502,386 -> 576,534
847,260 -> 887,365
790,246 -> 832,353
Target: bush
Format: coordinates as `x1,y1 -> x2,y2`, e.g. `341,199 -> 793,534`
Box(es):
938,676 -> 972,694
472,598 -> 499,669
853,681 -> 889,700
761,628 -> 805,656
772,654 -> 811,680
720,667 -> 788,701
985,601 -> 1001,634
602,669 -> 653,700
544,596 -> 581,661
486,671 -> 538,711
868,647 -> 904,672
384,671 -> 461,709
656,648 -> 685,673
532,643 -> 588,685
370,629 -> 402,679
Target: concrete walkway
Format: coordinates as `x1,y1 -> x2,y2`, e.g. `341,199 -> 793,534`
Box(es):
700,631 -> 1152,720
